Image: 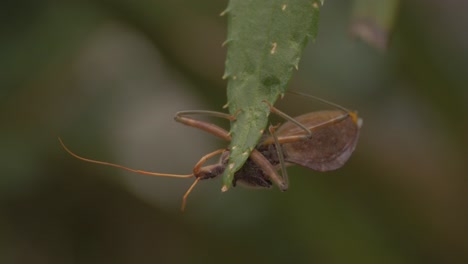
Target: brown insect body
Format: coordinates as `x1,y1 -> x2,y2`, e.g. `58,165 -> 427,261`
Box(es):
204,110 -> 361,189
59,95 -> 362,210
231,153 -> 274,188
197,150 -> 273,188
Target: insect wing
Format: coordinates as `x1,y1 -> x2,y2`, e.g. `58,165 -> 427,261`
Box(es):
276,110 -> 360,171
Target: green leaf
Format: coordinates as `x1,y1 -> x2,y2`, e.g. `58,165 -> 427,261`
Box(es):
350,0 -> 400,50
221,0 -> 322,190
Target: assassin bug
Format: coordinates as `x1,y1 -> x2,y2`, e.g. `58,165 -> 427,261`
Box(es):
59,92 -> 362,211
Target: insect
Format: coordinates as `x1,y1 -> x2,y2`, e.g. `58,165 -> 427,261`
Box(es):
59,92 -> 362,211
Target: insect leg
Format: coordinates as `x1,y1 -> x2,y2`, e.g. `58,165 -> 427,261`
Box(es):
192,148 -> 226,174
273,113 -> 351,145
262,100 -> 312,138
260,108 -> 351,145
250,149 -> 288,191
174,110 -> 233,141
181,148 -> 226,211
263,93 -> 357,143
269,125 -> 289,188
181,178 -> 200,212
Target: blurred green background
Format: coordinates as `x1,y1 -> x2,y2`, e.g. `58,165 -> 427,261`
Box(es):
1,0 -> 467,263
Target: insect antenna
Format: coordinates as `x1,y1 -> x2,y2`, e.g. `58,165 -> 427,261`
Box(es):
287,90 -> 353,113
288,91 -> 362,126
58,138 -> 194,178
290,91 -> 363,125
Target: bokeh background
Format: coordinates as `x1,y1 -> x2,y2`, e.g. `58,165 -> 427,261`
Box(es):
1,0 -> 467,263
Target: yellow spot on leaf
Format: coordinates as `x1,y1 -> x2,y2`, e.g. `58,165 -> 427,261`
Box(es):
271,42 -> 277,54
219,9 -> 228,16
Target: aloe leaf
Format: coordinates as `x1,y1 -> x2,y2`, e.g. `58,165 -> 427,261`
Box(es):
221,0 -> 322,190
